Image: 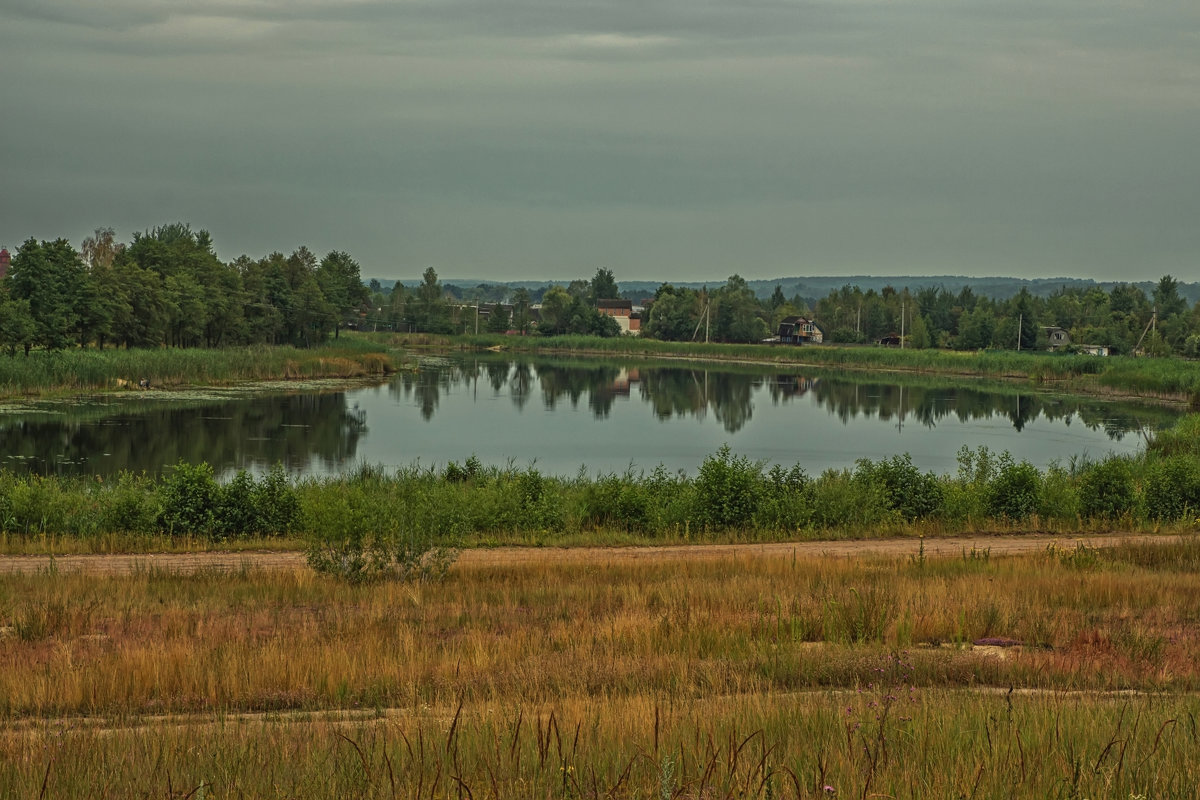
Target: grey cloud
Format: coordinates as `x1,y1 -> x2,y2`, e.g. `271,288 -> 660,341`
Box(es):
2,0 -> 1199,280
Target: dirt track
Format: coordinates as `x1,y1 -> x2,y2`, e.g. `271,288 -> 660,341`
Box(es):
0,532 -> 1171,577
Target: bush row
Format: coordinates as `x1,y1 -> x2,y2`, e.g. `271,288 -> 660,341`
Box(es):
2,440 -> 1200,545
0,464 -> 300,541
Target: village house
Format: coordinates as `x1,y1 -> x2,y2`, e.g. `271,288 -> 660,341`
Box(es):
775,316 -> 823,345
1044,326 -> 1071,350
597,298 -> 641,335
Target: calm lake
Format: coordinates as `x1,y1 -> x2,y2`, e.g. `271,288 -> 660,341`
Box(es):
0,354 -> 1175,479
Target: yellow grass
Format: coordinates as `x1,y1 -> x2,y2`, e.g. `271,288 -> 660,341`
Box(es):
3,541 -> 1200,797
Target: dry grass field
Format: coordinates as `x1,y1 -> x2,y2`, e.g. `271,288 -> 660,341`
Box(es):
3,535 -> 1200,798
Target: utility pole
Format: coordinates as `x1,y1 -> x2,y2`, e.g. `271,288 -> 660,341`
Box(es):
1134,307 -> 1158,354
900,300 -> 906,349
1017,313 -> 1022,352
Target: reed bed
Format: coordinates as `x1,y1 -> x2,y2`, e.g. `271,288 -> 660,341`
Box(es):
0,338 -> 394,397
4,541 -> 1200,797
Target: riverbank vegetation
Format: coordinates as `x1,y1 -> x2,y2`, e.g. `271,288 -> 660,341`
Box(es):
0,337 -> 393,398
4,539 -> 1200,796
2,415 -> 1199,555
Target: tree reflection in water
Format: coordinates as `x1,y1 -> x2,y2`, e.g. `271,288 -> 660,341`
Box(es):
0,392 -> 366,477
388,355 -> 1163,439
0,355 -> 1167,479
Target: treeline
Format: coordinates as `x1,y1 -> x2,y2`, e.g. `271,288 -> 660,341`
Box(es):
5,222 -> 1195,355
637,273 -> 1200,354
0,225 -> 635,351
377,267 -> 622,337
5,415 -> 1200,545
812,277 -> 1199,355
0,225 -> 372,354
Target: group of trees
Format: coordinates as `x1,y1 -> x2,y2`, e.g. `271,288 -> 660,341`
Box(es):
638,273 -> 1200,355
0,224 -> 634,352
814,276 -> 1197,355
375,267 -> 621,338
0,225 -> 369,354
641,276 -> 801,343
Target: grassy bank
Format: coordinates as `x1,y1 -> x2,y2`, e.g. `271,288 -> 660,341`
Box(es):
382,331 -> 1200,404
4,540 -> 1200,796
2,415 -> 1200,553
0,336 -> 395,398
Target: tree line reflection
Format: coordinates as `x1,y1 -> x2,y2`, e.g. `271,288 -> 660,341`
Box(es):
0,392 -> 367,477
0,357 -> 1166,478
390,356 -> 1165,439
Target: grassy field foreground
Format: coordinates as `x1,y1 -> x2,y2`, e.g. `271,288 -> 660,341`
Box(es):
4,537 -> 1200,797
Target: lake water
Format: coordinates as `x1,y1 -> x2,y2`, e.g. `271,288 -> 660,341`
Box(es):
0,354 -> 1173,478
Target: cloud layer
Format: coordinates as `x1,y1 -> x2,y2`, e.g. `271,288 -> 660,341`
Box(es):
3,0 -> 1198,281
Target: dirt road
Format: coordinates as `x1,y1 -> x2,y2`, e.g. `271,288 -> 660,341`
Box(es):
0,532 -> 1170,577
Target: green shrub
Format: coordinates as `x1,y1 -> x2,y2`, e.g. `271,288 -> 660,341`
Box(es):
1037,464 -> 1080,523
302,488 -> 388,584
853,454 -> 943,521
581,470 -> 651,532
443,456 -> 483,484
157,461 -> 219,537
1078,457 -> 1137,520
214,470 -> 258,539
809,469 -> 886,529
756,463 -> 812,529
1143,456 -> 1200,521
99,472 -> 157,534
513,467 -> 563,528
942,446 -> 997,522
693,445 -> 765,529
253,463 -> 300,535
1146,414 -> 1200,459
303,476 -> 459,584
6,476 -> 88,536
986,455 -> 1041,520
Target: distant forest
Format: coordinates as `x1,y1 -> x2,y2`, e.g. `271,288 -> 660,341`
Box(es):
388,274 -> 1200,307
1,223 -> 1197,356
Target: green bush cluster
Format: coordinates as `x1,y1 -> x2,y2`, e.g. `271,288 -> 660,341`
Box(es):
159,462 -> 299,539
0,463 -> 298,540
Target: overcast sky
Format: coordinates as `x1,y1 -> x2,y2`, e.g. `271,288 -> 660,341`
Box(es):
2,0 -> 1198,283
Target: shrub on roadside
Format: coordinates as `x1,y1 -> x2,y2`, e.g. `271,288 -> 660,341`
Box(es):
693,445 -> 765,529
99,472 -> 158,535
1143,456 -> 1200,521
756,463 -> 812,529
252,463 -> 300,535
580,470 -> 651,532
986,455 -> 1041,521
808,469 -> 887,530
1037,464 -> 1080,523
1078,457 -> 1138,520
158,461 -> 219,536
854,455 -> 943,521
303,474 -> 459,584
